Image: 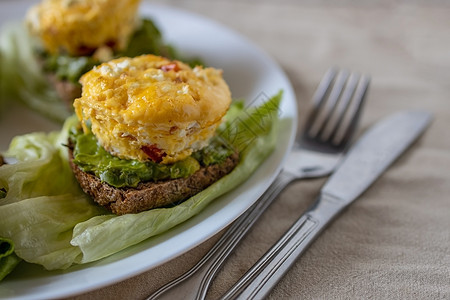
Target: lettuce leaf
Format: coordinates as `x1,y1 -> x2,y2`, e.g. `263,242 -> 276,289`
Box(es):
0,237 -> 21,281
122,19 -> 172,59
0,23 -> 70,123
0,119 -> 106,271
0,92 -> 281,275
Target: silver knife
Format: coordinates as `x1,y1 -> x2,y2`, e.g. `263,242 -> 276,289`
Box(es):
221,110 -> 433,300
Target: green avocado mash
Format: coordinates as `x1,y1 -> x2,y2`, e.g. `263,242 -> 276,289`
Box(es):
70,128 -> 235,188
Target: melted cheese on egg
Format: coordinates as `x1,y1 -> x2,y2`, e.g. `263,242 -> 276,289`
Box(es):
74,55 -> 232,163
26,0 -> 140,56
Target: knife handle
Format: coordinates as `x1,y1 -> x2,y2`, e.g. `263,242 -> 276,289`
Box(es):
220,193 -> 345,300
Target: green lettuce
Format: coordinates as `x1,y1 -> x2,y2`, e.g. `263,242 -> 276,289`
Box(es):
123,19 -> 174,59
0,237 -> 21,281
0,23 -> 69,123
0,92 -> 282,277
0,120 -> 106,271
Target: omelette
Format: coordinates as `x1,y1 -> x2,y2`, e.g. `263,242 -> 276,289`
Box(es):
74,54 -> 232,164
26,0 -> 141,57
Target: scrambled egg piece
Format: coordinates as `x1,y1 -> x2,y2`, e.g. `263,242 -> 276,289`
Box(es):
74,55 -> 232,164
26,0 -> 141,56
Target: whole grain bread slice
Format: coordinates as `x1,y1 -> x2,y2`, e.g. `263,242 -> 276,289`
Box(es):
68,148 -> 239,215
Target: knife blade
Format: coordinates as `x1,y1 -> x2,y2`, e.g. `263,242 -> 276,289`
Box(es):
221,110 -> 433,300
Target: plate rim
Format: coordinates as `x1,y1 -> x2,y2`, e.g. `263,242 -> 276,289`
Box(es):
0,2 -> 298,299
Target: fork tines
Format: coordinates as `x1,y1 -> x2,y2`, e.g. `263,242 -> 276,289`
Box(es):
306,68 -> 370,149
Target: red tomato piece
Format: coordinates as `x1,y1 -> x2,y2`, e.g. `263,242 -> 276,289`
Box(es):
141,145 -> 166,163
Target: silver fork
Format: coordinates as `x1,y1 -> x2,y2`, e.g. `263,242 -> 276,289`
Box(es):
146,68 -> 370,300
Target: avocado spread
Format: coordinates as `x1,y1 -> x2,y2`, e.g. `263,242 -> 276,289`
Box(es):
70,129 -> 234,188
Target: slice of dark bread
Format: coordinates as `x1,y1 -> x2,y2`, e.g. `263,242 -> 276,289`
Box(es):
68,147 -> 239,215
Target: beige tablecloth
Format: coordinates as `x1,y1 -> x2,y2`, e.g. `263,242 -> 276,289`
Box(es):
71,0 -> 450,299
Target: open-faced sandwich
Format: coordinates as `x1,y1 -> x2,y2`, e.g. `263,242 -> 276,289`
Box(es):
69,54 -> 239,214
0,1 -> 283,281
0,70 -> 281,275
0,0 -> 282,280
25,0 -> 164,106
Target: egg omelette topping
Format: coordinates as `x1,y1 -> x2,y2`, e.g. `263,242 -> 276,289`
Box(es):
74,54 -> 232,164
26,0 -> 141,56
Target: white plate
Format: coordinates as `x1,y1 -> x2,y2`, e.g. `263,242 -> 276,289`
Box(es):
0,2 -> 297,299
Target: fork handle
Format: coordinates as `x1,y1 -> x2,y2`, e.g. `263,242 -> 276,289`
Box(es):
146,171 -> 294,300
220,193 -> 345,300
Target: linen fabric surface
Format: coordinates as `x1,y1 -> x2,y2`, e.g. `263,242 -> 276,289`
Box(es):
69,1 -> 450,299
